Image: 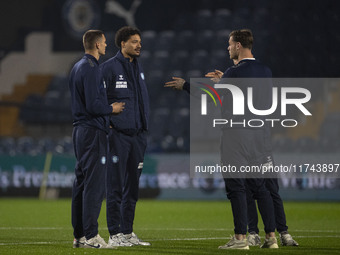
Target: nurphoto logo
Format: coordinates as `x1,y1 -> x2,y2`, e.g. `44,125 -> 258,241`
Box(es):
200,83 -> 312,128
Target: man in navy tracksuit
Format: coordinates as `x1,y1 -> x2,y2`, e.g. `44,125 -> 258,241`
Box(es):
70,30 -> 124,249
165,29 -> 278,250
100,26 -> 150,247
217,30 -> 277,249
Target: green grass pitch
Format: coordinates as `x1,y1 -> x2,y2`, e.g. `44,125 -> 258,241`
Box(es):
0,199 -> 340,254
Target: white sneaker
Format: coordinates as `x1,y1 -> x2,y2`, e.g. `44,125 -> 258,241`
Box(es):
260,237 -> 279,248
247,233 -> 261,246
124,232 -> 151,246
108,233 -> 133,247
73,236 -> 85,248
280,232 -> 299,246
218,236 -> 249,250
84,234 -> 111,249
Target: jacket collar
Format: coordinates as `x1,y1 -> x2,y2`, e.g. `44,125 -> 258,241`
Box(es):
115,50 -> 138,64
84,54 -> 99,66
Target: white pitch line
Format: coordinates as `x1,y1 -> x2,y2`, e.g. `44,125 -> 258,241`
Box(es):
1,236 -> 340,246
0,227 -> 65,230
148,235 -> 340,241
0,241 -> 70,246
138,227 -> 340,234
1,227 -> 340,234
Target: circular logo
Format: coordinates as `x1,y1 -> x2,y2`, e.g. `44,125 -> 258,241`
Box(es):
62,0 -> 101,39
112,155 -> 119,164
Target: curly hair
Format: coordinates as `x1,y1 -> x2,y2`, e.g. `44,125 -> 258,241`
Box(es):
115,26 -> 141,48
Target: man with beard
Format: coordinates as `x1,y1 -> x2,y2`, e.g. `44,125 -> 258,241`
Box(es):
100,26 -> 150,247
165,29 -> 280,250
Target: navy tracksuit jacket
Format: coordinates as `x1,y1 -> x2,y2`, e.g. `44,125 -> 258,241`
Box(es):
69,54 -> 112,240
220,59 -> 276,234
100,50 -> 149,235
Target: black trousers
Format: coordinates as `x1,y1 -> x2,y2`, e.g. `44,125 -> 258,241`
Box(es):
106,129 -> 147,235
71,126 -> 108,239
247,178 -> 288,233
221,128 -> 276,235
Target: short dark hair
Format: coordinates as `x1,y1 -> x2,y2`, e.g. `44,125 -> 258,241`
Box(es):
115,26 -> 141,48
83,30 -> 104,51
229,29 -> 253,50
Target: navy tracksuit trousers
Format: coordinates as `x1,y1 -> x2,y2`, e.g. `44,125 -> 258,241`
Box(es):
71,126 -> 108,240
247,178 -> 288,234
106,129 -> 147,235
221,128 -> 276,235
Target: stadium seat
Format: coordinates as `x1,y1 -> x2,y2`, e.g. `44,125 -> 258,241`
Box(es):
231,8 -> 250,28
211,30 -> 230,51
0,136 -> 16,155
209,49 -> 229,72
212,9 -> 232,31
154,30 -> 175,52
168,107 -> 190,138
141,30 -> 157,51
194,9 -> 213,31
173,30 -> 194,51
55,136 -> 73,154
149,107 -> 171,150
146,70 -> 164,102
150,50 -> 170,71
188,50 -> 209,71
194,30 -> 213,51
172,12 -> 196,31
139,50 -> 152,72
16,136 -> 37,155
169,50 -> 190,72
38,137 -> 56,154
185,70 -> 203,81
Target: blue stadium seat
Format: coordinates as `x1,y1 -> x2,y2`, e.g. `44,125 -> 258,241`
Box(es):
188,50 -> 209,71
173,30 -> 194,51
169,50 -> 190,72
150,50 -> 170,71
148,107 -> 171,150
172,13 -> 194,31
145,70 -> 164,101
141,30 -> 157,51
55,136 -> 73,154
194,30 -> 214,51
185,70 -> 203,81
194,9 -> 213,31
212,9 -> 232,31
16,136 -> 37,155
154,30 -> 175,51
211,30 -> 230,51
139,50 -> 152,72
0,137 -> 16,155
38,137 -> 56,154
209,49 -> 229,72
